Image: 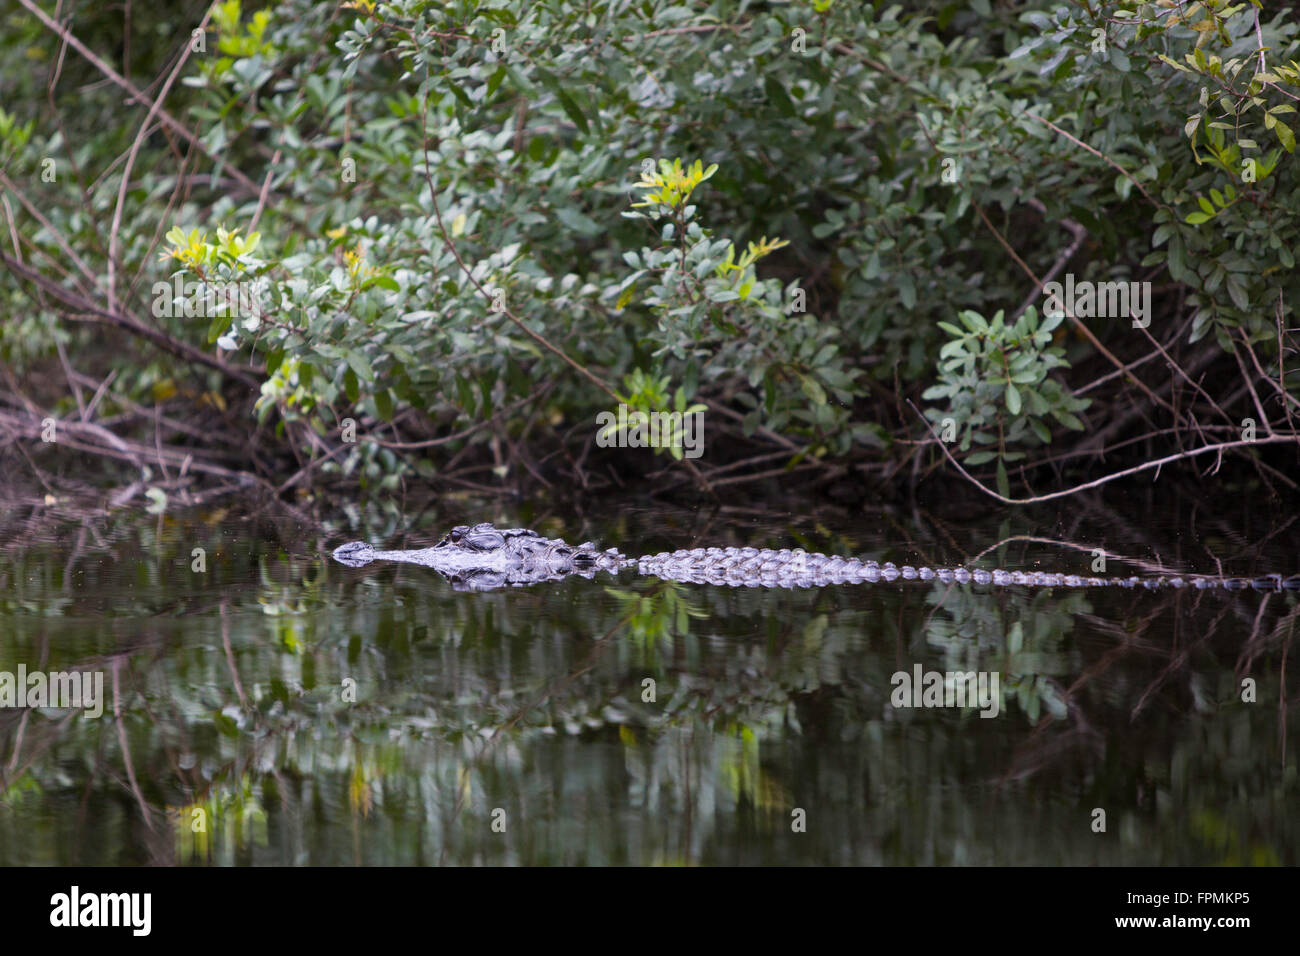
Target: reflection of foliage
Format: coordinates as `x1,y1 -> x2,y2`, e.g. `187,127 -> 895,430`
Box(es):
1000,622 -> 1069,723
2,510 -> 1298,864
258,558 -> 316,653
349,760 -> 374,819
719,723 -> 790,816
169,773 -> 267,865
1191,809 -> 1281,867
0,774 -> 42,808
924,586 -> 1085,722
603,583 -> 706,665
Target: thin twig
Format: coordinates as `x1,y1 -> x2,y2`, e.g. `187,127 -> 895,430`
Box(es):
908,398 -> 1298,505
15,0 -> 264,197
1022,111 -> 1161,208
972,200 -> 1180,421
108,9 -> 211,310
1,251 -> 261,388
1010,207 -> 1086,320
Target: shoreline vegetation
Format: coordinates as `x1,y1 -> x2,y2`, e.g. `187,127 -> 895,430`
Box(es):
2,1 -> 1299,512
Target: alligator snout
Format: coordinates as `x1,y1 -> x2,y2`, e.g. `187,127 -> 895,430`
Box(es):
332,541 -> 376,567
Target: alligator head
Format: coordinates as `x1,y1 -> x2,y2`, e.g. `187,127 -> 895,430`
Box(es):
331,523 -> 630,590
331,541 -> 376,567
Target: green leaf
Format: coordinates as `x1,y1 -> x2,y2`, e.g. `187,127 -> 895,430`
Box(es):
536,69 -> 589,135
898,274 -> 916,309
800,375 -> 827,406
556,207 -> 602,236
1053,410 -> 1085,430
206,311 -> 234,343
1005,383 -> 1021,414
213,712 -> 239,738
1008,38 -> 1046,60
345,350 -> 374,382
1275,121 -> 1295,153
1168,236 -> 1188,280
555,89 -> 590,135
505,64 -> 535,95
1225,274 -> 1250,310
446,80 -> 473,110
764,76 -> 796,117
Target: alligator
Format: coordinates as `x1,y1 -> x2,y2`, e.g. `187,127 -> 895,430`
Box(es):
331,522 -> 1300,593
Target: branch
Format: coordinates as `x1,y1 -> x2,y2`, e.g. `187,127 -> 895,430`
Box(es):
1,251 -> 261,388
108,6 -> 213,310
971,199 -> 1181,422
1021,111 -> 1162,208
14,0 -> 264,197
1010,199 -> 1085,320
908,399 -> 1299,505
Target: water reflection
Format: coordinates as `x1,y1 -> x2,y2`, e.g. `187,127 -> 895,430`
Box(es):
0,496 -> 1296,864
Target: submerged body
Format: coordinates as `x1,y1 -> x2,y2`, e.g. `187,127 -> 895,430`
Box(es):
332,523 -> 1300,593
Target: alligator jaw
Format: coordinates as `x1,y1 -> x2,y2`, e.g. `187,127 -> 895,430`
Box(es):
332,541 -> 375,567
332,541 -> 512,573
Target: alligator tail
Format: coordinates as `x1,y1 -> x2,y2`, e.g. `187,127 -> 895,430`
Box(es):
633,547 -> 1300,591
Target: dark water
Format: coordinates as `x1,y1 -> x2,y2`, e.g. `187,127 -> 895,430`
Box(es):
1,490 -> 1296,865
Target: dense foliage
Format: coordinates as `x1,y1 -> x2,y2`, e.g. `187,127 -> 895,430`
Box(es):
2,0 -> 1298,500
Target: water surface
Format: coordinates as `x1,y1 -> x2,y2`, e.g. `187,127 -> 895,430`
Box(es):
1,490 -> 1295,864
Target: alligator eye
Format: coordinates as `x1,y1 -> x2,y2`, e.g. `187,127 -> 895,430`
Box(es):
435,526 -> 468,548
463,528 -> 506,551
